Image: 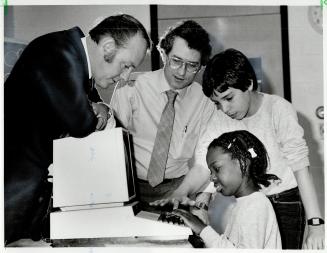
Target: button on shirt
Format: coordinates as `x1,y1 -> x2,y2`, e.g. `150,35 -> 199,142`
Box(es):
111,69 -> 215,180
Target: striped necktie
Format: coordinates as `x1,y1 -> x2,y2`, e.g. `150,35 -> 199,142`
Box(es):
147,90 -> 178,187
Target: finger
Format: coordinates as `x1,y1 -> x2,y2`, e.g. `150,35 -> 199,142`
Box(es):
92,103 -> 98,114
100,118 -> 108,130
173,199 -> 180,210
117,79 -> 126,88
149,200 -> 160,206
160,199 -> 170,206
315,238 -> 323,250
96,117 -> 106,130
127,80 -> 135,87
172,209 -> 188,215
302,242 -> 307,249
172,209 -> 182,216
308,240 -> 314,249
172,212 -> 184,220
149,199 -> 168,206
96,118 -> 102,130
180,197 -> 195,207
188,200 -> 196,206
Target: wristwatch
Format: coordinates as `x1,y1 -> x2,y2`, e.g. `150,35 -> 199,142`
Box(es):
307,217 -> 325,226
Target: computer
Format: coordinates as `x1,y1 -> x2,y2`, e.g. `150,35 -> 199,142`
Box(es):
50,128 -> 192,240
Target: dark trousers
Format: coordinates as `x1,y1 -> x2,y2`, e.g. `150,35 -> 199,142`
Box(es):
267,187 -> 306,249
5,167 -> 52,245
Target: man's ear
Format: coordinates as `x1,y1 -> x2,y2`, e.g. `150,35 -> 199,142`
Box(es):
101,37 -> 116,55
100,37 -> 117,63
157,47 -> 167,64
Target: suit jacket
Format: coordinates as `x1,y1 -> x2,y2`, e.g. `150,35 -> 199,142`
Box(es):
4,27 -> 101,242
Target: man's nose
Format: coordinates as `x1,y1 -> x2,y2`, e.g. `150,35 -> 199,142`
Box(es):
177,63 -> 186,76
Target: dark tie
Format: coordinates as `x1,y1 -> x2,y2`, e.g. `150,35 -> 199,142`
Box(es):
147,90 -> 178,187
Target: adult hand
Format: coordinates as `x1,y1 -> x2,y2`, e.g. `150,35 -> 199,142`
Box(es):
190,206 -> 209,225
303,225 -> 325,249
172,209 -> 206,235
91,102 -> 109,130
149,195 -> 196,210
116,72 -> 142,88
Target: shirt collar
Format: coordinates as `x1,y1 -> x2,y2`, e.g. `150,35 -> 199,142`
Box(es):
81,37 -> 92,79
158,69 -> 189,99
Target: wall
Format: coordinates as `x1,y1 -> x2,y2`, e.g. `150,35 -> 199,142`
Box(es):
157,5 -> 284,97
288,6 -> 324,215
4,5 -> 152,103
5,5 -> 150,42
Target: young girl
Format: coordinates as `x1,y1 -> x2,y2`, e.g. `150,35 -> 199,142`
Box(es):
173,130 -> 281,248
196,48 -> 324,249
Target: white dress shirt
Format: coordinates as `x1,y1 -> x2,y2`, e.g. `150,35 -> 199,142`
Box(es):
111,69 -> 215,180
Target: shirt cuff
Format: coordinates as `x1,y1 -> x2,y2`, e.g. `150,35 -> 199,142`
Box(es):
289,158 -> 310,172
200,226 -> 220,247
203,181 -> 216,194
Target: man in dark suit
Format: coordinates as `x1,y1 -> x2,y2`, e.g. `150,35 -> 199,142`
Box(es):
4,14 -> 151,244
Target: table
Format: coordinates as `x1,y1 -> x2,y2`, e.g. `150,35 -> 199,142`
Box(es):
51,237 -> 192,247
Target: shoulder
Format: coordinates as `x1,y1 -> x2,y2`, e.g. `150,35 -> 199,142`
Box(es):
234,193 -> 275,229
260,93 -> 296,118
43,27 -> 84,51
133,70 -> 160,87
263,93 -> 293,109
135,70 -> 158,81
188,80 -> 205,93
238,192 -> 272,215
184,81 -> 211,106
117,70 -> 158,96
29,28 -> 73,46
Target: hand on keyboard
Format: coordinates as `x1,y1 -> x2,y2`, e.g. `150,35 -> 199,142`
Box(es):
158,211 -> 185,225
170,209 -> 207,235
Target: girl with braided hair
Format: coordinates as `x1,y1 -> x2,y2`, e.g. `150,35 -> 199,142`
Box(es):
173,130 -> 281,248
195,49 -> 324,249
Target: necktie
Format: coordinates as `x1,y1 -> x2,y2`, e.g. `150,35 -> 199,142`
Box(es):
147,90 -> 178,187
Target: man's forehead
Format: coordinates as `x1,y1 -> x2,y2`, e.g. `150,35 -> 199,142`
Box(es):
169,37 -> 201,62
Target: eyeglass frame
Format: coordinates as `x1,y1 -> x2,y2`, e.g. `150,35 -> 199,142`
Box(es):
167,56 -> 201,73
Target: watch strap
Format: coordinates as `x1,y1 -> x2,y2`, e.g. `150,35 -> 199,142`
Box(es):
307,217 -> 325,226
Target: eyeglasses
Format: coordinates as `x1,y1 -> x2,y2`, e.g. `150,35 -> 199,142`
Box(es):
168,56 -> 201,73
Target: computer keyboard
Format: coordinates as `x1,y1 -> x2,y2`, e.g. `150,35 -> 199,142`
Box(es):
158,212 -> 185,225
133,201 -> 190,230
51,202 -> 193,239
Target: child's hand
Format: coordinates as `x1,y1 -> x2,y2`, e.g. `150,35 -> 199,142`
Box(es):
172,209 -> 207,235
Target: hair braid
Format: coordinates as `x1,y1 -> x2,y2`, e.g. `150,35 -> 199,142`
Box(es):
208,130 -> 280,189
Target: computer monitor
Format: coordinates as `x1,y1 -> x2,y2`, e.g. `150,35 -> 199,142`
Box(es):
52,127 -> 137,209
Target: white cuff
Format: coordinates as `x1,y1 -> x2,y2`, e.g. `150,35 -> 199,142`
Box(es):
203,181 -> 216,194
200,226 -> 219,247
